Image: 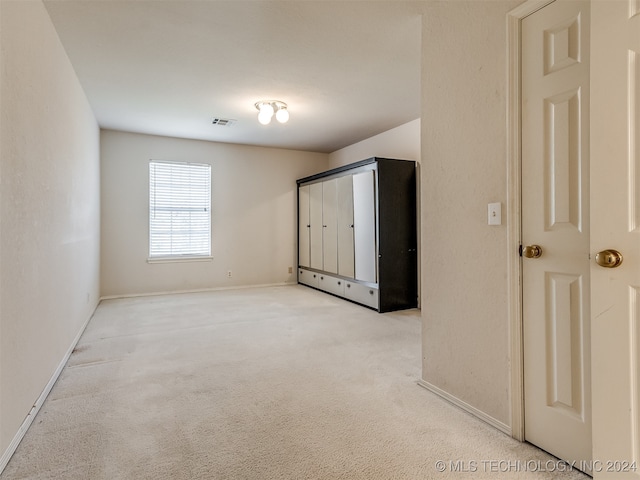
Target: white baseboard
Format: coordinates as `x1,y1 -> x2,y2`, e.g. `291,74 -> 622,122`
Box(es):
417,379 -> 512,437
0,307 -> 96,475
99,282 -> 295,301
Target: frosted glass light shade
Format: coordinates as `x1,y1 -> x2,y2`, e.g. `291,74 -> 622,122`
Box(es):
275,107 -> 289,123
259,103 -> 274,117
258,110 -> 272,125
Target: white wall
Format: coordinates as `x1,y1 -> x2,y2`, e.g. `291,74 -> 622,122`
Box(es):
328,119 -> 420,169
0,0 -> 101,464
420,1 -> 519,429
100,130 -> 328,298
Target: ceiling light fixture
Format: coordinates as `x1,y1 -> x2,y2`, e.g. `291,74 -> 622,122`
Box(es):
255,100 -> 289,125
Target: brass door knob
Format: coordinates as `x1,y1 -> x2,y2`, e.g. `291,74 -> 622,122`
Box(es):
523,245 -> 543,258
595,249 -> 623,268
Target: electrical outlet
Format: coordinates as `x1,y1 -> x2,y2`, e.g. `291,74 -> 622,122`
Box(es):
227,270 -> 232,278
288,266 -> 293,274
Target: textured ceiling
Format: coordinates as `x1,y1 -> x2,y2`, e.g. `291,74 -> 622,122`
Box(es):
43,1 -> 422,153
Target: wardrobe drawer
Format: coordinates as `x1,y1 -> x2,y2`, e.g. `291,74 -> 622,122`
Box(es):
344,281 -> 379,310
318,273 -> 345,297
298,268 -> 319,288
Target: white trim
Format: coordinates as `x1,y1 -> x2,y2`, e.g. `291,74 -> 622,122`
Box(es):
147,255 -> 213,264
505,0 -> 556,443
0,307 -> 95,475
509,0 -> 555,20
417,380 -> 512,436
99,282 -> 295,301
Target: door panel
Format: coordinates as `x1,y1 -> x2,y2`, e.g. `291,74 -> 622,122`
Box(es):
544,272 -> 585,416
309,182 -> 323,270
352,170 -> 377,283
337,175 -> 355,278
298,185 -> 310,268
545,88 -> 582,230
590,2 -> 640,477
322,179 -> 338,274
522,0 -> 591,465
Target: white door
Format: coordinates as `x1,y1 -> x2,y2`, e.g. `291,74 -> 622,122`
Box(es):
337,175 -> 355,278
353,170 -> 377,283
521,0 -> 592,465
590,2 -> 640,477
322,179 -> 338,274
309,182 -> 323,270
298,185 -> 310,268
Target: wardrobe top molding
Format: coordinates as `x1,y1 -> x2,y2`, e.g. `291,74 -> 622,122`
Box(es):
296,157 -> 415,186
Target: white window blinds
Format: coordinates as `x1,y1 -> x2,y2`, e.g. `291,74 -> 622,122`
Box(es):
149,161 -> 211,258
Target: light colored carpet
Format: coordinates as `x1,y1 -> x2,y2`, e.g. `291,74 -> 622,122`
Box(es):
2,285 -> 588,479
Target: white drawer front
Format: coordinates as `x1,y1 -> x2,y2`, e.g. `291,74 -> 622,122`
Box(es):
344,281 -> 379,310
298,268 -> 319,288
318,274 -> 345,297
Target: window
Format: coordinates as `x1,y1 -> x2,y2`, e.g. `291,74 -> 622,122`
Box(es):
149,160 -> 211,259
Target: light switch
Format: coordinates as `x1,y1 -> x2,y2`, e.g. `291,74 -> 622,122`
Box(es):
488,202 -> 501,226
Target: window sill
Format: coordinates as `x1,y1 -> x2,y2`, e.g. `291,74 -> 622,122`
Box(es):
147,256 -> 213,264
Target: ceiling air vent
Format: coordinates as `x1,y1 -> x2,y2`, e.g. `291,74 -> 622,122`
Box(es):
212,118 -> 236,127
